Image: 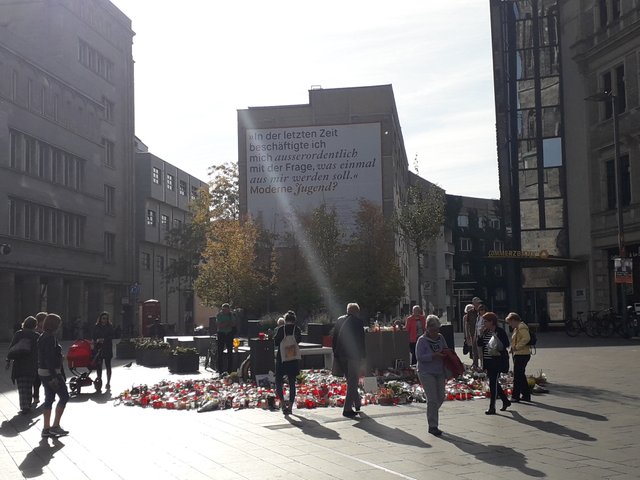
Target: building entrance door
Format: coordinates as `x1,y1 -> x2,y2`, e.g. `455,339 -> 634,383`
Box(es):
523,290 -> 565,330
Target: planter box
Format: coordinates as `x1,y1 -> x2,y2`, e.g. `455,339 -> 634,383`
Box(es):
169,353 -> 200,373
116,341 -> 136,359
137,349 -> 170,367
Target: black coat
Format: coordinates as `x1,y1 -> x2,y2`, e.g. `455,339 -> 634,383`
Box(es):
38,332 -> 63,376
93,323 -> 115,359
478,326 -> 510,373
332,314 -> 366,361
8,329 -> 40,382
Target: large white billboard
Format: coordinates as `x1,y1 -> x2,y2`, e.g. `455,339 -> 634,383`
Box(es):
246,123 -> 382,233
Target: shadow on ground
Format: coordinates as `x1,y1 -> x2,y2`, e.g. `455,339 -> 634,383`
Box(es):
352,414 -> 431,448
505,410 -> 597,441
286,414 -> 341,440
443,432 -> 545,477
18,437 -> 65,478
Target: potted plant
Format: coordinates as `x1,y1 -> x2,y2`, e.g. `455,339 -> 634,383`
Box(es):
168,346 -> 199,373
377,387 -> 395,406
135,338 -> 171,367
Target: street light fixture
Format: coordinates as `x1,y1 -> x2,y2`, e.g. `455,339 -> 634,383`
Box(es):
585,90 -> 629,335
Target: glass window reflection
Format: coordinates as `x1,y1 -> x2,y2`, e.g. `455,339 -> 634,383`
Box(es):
543,167 -> 562,197
516,20 -> 534,49
543,138 -> 562,167
518,140 -> 537,169
539,47 -> 560,76
520,229 -> 564,256
519,170 -> 539,199
517,80 -> 536,109
522,266 -> 567,288
518,109 -> 536,139
520,200 -> 540,229
545,199 -> 564,228
541,107 -> 561,137
540,77 -> 560,106
516,49 -> 535,80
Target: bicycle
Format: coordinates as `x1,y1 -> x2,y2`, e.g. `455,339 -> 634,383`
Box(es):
599,307 -> 638,338
565,311 -> 598,337
203,335 -> 218,370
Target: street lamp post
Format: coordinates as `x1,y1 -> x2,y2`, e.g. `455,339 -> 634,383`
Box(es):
586,91 -> 628,335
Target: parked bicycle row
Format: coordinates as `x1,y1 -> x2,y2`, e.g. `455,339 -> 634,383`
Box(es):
565,306 -> 640,338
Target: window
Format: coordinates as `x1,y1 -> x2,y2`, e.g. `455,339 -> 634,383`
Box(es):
461,262 -> 471,276
606,155 -> 631,209
615,65 -> 626,114
102,96 -> 114,121
102,138 -> 114,167
191,186 -> 198,200
78,39 -> 113,81
599,0 -> 608,28
179,180 -> 187,196
601,66 -> 626,118
494,240 -> 505,251
9,199 -> 17,235
161,214 -> 169,231
104,232 -> 115,263
172,218 -> 182,230
104,185 -> 115,215
457,215 -> 469,227
152,167 -> 161,185
147,209 -> 156,226
141,252 -> 151,270
460,237 -> 472,252
490,218 -> 501,229
495,288 -> 507,301
166,174 -> 174,191
156,255 -> 164,272
24,204 -> 33,239
612,0 -> 621,21
494,264 -> 504,277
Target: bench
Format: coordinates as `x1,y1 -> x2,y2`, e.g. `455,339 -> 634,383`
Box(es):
300,346 -> 333,369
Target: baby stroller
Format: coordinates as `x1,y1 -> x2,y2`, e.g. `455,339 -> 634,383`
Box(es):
66,339 -> 102,394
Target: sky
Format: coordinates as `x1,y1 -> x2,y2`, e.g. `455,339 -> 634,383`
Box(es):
110,0 -> 500,199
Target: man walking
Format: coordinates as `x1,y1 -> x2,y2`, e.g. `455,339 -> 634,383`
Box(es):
333,303 -> 366,418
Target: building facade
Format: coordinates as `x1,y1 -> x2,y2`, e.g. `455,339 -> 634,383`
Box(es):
490,0 -> 640,323
447,194 -> 509,324
134,140 -> 207,335
237,85 -> 450,317
0,0 -> 135,340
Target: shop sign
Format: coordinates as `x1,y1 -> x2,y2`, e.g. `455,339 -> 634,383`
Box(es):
614,257 -> 633,284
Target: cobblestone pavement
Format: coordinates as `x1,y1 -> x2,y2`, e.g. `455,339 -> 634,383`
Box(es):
0,332 -> 638,479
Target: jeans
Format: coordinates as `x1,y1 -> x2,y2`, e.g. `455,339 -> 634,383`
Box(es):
275,360 -> 299,403
484,359 -> 509,410
512,354 -> 531,400
418,372 -> 445,428
217,331 -> 234,373
40,374 -> 69,410
340,358 -> 361,413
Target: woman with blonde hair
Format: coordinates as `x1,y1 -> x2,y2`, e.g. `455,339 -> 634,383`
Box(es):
38,313 -> 69,437
506,312 -> 531,402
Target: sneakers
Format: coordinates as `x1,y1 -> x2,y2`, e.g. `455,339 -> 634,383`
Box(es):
47,426 -> 69,437
428,427 -> 443,436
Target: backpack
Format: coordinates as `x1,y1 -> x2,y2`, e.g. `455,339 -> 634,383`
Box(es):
527,326 -> 537,355
279,326 -> 301,362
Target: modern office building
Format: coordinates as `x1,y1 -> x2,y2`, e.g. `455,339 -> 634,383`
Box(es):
0,0 -> 135,340
447,194 -> 509,324
134,138 -> 208,335
489,0 -> 640,323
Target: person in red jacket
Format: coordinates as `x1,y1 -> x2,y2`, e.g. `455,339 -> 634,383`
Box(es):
405,305 -> 426,365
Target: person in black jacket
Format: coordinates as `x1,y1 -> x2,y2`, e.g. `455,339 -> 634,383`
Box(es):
93,312 -> 115,391
477,312 -> 511,415
38,313 -> 70,438
6,316 -> 40,414
273,310 -> 302,415
332,302 -> 366,418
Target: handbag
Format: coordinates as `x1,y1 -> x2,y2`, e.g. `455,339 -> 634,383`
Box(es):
279,327 -> 301,362
462,340 -> 470,355
442,349 -> 465,379
7,337 -> 32,360
487,333 -> 503,356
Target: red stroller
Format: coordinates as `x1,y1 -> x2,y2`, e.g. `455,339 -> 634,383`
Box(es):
67,340 -> 103,394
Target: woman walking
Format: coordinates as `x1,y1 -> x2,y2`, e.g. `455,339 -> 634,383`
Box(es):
273,310 -> 301,415
93,311 -> 115,391
38,313 -> 70,437
507,312 -> 531,402
6,316 -> 40,414
478,312 -> 511,415
416,315 -> 448,436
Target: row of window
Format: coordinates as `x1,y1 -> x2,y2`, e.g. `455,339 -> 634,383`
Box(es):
146,210 -> 182,230
151,167 -> 199,198
599,0 -> 622,29
459,238 -> 504,253
78,39 -> 113,82
9,198 -> 85,247
9,130 -> 85,190
460,262 -> 504,278
140,252 -> 176,273
457,215 -> 501,230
